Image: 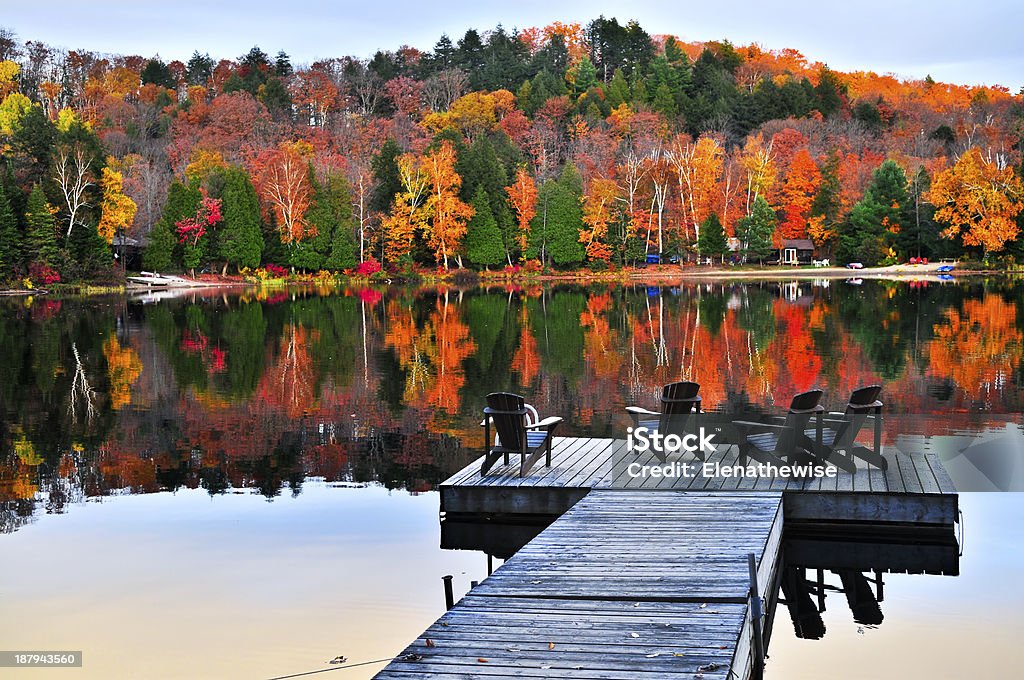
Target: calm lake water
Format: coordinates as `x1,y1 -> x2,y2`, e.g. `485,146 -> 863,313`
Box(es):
1,278 -> 1022,678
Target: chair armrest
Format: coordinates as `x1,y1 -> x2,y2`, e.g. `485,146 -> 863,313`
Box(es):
480,416 -> 492,427
733,420 -> 796,431
789,405 -> 825,415
525,416 -> 563,430
625,406 -> 660,416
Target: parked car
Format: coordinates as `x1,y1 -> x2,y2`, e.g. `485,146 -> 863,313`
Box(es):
846,262 -> 864,269
666,253 -> 680,265
646,253 -> 660,265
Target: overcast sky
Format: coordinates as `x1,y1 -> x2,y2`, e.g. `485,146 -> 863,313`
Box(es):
5,0 -> 1022,90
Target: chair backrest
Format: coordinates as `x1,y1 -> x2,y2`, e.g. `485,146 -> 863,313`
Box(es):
830,385 -> 883,448
659,381 -> 701,435
661,381 -> 700,413
778,390 -> 823,448
846,385 -> 882,414
485,392 -> 528,451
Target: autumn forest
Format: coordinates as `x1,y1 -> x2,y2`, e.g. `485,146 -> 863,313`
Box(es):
0,18 -> 1023,286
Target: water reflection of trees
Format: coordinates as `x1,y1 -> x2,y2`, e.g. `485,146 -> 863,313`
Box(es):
2,280 -> 1023,532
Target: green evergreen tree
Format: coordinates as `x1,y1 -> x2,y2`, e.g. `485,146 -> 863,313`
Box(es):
837,160 -> 910,264
218,167 -> 264,272
143,218 -> 176,272
145,180 -> 200,272
371,138 -> 402,215
570,57 -> 599,94
24,184 -> 58,266
297,171 -> 358,271
697,213 -> 728,262
465,187 -> 504,268
458,135 -> 514,262
0,182 -> 21,278
531,163 -> 585,268
736,196 -> 776,262
605,68 -> 631,108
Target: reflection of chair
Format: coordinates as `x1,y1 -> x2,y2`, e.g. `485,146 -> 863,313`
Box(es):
780,567 -> 826,640
735,390 -> 824,467
803,385 -> 887,471
480,392 -> 563,477
625,381 -> 702,461
838,570 -> 884,626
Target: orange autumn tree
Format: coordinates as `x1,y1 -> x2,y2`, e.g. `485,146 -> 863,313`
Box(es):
422,141 -> 474,270
506,167 -> 538,256
256,140 -> 316,247
779,148 -> 821,240
579,177 -> 618,261
929,147 -> 1024,255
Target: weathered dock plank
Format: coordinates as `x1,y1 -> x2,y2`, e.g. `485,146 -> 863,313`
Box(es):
377,491 -> 783,680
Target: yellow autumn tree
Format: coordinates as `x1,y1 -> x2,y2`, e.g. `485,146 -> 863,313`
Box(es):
929,147 -> 1024,254
97,165 -> 137,243
382,152 -> 430,264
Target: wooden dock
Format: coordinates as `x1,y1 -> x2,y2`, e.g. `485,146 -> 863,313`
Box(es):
441,436 -> 958,525
375,490 -> 783,680
377,436 -> 959,679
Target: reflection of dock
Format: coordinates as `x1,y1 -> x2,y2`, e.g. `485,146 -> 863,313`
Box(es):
377,491 -> 783,680
377,437 -> 958,680
441,436 -> 958,525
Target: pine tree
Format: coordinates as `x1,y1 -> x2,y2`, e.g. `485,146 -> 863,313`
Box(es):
697,213 -> 728,262
736,196 -> 777,262
145,180 -> 200,272
534,163 -> 585,268
24,184 -> 57,266
0,182 -> 20,278
371,138 -> 402,215
219,167 -> 264,272
143,219 -> 176,272
837,160 -> 910,264
465,187 -> 504,268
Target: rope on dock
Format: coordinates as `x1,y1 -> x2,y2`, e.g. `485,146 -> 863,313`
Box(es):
266,653 -> 419,680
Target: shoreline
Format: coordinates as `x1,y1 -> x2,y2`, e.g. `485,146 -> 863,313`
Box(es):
2,264 -> 1018,297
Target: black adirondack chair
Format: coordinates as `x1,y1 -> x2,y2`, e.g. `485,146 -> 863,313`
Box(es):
625,381 -> 702,461
480,392 -> 563,477
802,385 -> 888,471
735,389 -> 825,468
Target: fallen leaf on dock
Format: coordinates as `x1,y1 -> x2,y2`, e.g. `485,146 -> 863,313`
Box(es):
477,658 -> 488,663
548,642 -> 555,650
424,639 -> 436,648
645,653 -> 661,658
506,647 -> 520,652
699,603 -> 708,609
540,664 -> 552,670
630,632 -> 640,638
328,656 -> 347,664
674,652 -> 686,657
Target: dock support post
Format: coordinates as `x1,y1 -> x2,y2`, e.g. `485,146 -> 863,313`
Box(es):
442,575 -> 454,611
748,552 -> 765,680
